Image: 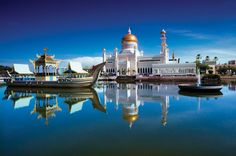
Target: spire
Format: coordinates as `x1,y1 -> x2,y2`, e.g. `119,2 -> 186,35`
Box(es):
43,47 -> 48,54
128,27 -> 131,34
172,51 -> 175,60
161,29 -> 166,34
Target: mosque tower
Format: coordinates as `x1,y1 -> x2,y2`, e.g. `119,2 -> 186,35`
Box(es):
114,47 -> 118,75
160,29 -> 169,64
102,48 -> 106,73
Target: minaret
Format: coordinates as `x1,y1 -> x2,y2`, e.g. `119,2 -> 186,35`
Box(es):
160,29 -> 169,64
102,48 -> 106,73
114,48 -> 118,75
134,46 -> 138,75
172,51 -> 175,60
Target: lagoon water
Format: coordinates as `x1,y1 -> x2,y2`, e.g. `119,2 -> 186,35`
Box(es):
0,82 -> 236,156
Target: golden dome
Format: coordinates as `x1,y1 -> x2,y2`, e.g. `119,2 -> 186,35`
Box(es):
122,34 -> 138,43
122,27 -> 138,43
123,114 -> 138,123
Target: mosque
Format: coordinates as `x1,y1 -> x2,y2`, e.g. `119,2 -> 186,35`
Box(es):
102,28 -> 196,76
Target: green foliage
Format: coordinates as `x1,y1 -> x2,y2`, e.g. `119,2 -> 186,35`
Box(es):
217,65 -> 236,75
202,74 -> 221,80
0,65 -> 12,75
202,74 -> 221,85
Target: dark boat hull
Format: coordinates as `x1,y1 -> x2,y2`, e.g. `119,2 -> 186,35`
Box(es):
6,78 -> 94,88
178,84 -> 223,92
116,76 -> 136,83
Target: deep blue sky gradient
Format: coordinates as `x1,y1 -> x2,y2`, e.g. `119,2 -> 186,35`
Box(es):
0,0 -> 236,65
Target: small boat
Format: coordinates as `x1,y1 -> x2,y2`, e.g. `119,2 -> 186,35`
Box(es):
178,71 -> 223,92
5,62 -> 105,88
178,84 -> 223,92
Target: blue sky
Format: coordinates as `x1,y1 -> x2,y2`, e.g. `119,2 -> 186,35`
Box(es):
0,0 -> 236,66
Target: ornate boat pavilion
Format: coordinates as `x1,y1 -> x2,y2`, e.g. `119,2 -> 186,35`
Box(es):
30,48 -> 60,81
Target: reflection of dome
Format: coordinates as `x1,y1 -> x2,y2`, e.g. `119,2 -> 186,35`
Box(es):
123,114 -> 138,128
122,27 -> 138,43
123,114 -> 138,123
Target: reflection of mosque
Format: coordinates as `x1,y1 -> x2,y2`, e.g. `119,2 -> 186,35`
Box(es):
4,85 -> 222,127
103,83 -> 180,127
228,83 -> 236,91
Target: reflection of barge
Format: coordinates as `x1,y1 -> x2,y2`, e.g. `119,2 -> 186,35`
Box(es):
5,51 -> 105,88
4,86 -> 106,113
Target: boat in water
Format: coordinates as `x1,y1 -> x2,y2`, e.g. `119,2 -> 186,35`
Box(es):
178,70 -> 223,92
178,84 -> 223,92
5,62 -> 105,88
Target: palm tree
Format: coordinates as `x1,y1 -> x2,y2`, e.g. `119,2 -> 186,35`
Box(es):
195,54 -> 202,70
196,54 -> 201,61
205,56 -> 210,61
213,56 -> 218,62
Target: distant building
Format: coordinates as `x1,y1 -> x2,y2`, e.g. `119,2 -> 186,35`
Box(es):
228,60 -> 236,66
102,28 -> 196,76
202,56 -> 218,74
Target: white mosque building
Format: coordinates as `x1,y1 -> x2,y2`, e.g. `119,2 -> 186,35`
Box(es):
102,28 -> 196,76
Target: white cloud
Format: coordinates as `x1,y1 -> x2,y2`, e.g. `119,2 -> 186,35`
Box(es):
168,29 -> 216,40
60,56 -> 103,68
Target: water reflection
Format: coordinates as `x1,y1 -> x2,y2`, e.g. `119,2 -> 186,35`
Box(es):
3,87 -> 106,125
228,83 -> 236,91
31,93 -> 61,125
102,82 -> 223,127
3,83 -> 224,126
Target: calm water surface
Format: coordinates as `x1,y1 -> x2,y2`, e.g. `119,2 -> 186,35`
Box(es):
0,83 -> 236,156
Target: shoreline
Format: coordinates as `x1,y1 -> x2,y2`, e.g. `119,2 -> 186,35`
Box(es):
99,75 -> 236,83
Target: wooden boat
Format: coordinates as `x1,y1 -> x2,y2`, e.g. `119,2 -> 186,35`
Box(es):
5,62 -> 105,88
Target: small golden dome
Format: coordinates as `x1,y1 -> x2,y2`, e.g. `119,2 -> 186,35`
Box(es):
122,34 -> 138,43
161,29 -> 166,34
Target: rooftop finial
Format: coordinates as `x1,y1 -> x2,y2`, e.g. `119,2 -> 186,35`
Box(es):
161,29 -> 166,34
43,47 -> 48,54
128,27 -> 131,34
